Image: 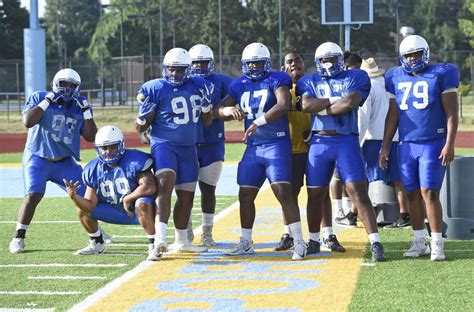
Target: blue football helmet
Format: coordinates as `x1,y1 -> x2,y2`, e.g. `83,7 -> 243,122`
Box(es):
399,35 -> 430,73
241,42 -> 272,80
162,48 -> 192,86
95,125 -> 126,165
52,68 -> 81,98
314,42 -> 344,77
189,44 -> 215,77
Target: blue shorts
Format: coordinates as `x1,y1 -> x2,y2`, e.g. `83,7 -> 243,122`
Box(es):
197,142 -> 225,168
399,138 -> 447,191
306,134 -> 366,187
22,153 -> 85,196
151,142 -> 198,185
362,140 -> 401,184
90,196 -> 155,225
237,141 -> 292,188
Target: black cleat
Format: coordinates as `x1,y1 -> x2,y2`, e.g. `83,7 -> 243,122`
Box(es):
371,242 -> 385,262
306,239 -> 321,255
274,234 -> 294,251
322,234 -> 346,252
384,215 -> 411,229
335,212 -> 357,227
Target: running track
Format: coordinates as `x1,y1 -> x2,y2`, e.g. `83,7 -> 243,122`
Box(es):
0,131 -> 473,153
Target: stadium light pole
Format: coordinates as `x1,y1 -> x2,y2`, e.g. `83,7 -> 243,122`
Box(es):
218,0 -> 222,72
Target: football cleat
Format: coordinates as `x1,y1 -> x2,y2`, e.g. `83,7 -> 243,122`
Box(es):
187,220 -> 195,243
147,244 -> 162,261
384,215 -> 411,229
201,225 -> 217,247
9,237 -> 25,254
403,237 -> 430,258
100,227 -> 113,244
75,240 -> 106,255
169,242 -> 208,253
306,239 -> 321,255
430,240 -> 446,261
226,237 -> 254,256
322,234 -> 346,252
371,242 -> 385,262
291,240 -> 307,261
335,212 -> 357,227
274,233 -> 294,251
154,241 -> 168,253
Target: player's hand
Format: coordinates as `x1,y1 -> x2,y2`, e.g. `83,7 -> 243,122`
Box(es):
137,94 -> 157,120
222,106 -> 246,121
122,195 -> 135,217
439,144 -> 455,166
379,148 -> 389,170
63,179 -> 81,199
74,97 -> 91,112
45,91 -> 62,103
243,123 -> 257,143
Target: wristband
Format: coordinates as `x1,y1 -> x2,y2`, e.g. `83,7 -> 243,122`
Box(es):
316,108 -> 328,116
83,109 -> 93,120
222,106 -> 234,116
38,100 -> 50,111
136,117 -> 146,126
253,115 -> 267,127
329,96 -> 341,105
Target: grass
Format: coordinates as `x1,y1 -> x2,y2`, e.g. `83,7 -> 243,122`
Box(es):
0,195 -> 238,310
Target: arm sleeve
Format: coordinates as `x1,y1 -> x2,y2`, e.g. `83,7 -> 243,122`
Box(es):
440,63 -> 460,91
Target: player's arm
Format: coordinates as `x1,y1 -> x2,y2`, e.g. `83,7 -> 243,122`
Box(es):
81,118 -> 98,142
63,179 -> 98,213
379,98 -> 399,169
23,92 -> 62,128
121,171 -> 157,216
216,95 -> 245,121
326,91 -> 363,115
439,91 -> 459,166
135,93 -> 157,133
301,95 -> 331,114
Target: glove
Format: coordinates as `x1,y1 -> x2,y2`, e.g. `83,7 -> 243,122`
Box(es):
74,97 -> 91,112
44,91 -> 62,103
199,83 -> 214,113
137,93 -> 157,120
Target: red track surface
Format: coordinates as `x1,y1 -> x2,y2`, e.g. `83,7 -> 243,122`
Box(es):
0,131 -> 472,154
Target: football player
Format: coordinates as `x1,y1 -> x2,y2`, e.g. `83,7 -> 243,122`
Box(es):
381,35 -> 459,261
135,48 -> 213,255
9,68 -> 97,254
297,42 -> 385,261
186,44 -> 233,247
64,126 -> 160,261
218,42 -> 307,261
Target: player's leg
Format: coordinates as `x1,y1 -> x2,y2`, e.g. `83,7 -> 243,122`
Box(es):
320,191 -> 346,252
337,135 -> 384,261
135,197 -> 161,261
75,207 -> 106,255
419,138 -> 448,261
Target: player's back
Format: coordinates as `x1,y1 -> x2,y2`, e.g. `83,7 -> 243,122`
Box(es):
385,63 -> 459,141
229,71 -> 292,145
24,91 -> 85,160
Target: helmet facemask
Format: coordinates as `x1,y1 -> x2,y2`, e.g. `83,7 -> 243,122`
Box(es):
162,65 -> 190,86
241,58 -> 272,80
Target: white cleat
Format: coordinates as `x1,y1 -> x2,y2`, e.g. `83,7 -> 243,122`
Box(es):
75,240 -> 106,255
100,227 -> 113,244
201,225 -> 217,247
430,239 -> 446,261
226,237 -> 254,256
187,220 -> 195,243
403,237 -> 430,258
155,241 -> 168,253
169,242 -> 208,253
147,244 -> 162,261
291,239 -> 307,261
9,237 -> 25,253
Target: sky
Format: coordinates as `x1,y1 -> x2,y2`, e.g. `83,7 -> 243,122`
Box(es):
20,0 -> 46,17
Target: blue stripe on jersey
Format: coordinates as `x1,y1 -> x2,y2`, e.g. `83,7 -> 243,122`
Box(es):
228,71 -> 292,145
24,91 -> 86,160
385,63 -> 459,141
296,69 -> 370,135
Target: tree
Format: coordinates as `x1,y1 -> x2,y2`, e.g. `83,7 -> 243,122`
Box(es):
0,0 -> 29,59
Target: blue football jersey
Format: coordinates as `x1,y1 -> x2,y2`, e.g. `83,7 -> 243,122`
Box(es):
228,71 -> 292,145
23,91 -> 87,160
82,149 -> 153,205
296,69 -> 371,135
385,63 -> 459,141
137,77 -> 214,146
196,73 -> 233,144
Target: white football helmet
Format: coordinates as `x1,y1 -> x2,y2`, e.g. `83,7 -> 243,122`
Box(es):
241,42 -> 271,79
95,125 -> 126,165
189,44 -> 214,77
399,35 -> 430,73
52,68 -> 81,98
314,42 -> 344,77
162,48 -> 192,85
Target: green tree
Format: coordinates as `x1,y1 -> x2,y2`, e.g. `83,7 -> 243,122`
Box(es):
0,0 -> 29,59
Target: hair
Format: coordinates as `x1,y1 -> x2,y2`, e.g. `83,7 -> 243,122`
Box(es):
284,51 -> 304,62
343,51 -> 362,69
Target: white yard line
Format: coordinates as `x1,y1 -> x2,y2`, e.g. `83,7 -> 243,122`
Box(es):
68,199 -> 241,312
0,309 -> 55,312
0,291 -> 81,295
0,221 -> 79,224
111,235 -> 147,238
28,276 -> 106,280
108,243 -> 147,247
0,264 -> 127,268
